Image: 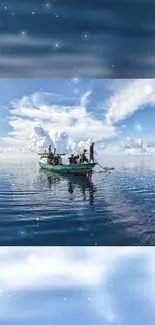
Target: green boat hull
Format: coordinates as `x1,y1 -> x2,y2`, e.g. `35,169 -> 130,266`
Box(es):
39,162 -> 96,176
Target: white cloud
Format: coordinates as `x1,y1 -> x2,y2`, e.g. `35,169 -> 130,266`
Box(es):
52,130 -> 70,153
0,247 -> 151,292
147,141 -> 155,148
28,125 -> 96,154
81,90 -> 91,107
29,124 -> 54,152
3,79 -> 155,153
1,247 -> 155,323
105,79 -> 155,125
122,138 -> 155,156
122,138 -> 143,149
4,90 -> 116,150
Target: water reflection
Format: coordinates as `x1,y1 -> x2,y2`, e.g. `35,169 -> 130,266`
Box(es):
65,174 -> 97,206
40,170 -> 97,206
124,157 -> 155,173
47,175 -> 61,188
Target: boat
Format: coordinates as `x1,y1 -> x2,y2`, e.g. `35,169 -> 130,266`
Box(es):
38,152 -> 96,176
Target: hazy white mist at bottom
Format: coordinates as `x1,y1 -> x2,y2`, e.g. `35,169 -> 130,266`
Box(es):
0,247 -> 155,325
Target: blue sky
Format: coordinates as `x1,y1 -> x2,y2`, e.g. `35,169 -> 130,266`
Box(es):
1,78 -> 155,153
0,247 -> 155,324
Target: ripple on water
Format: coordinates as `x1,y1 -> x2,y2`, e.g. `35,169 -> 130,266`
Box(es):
1,157 -> 155,245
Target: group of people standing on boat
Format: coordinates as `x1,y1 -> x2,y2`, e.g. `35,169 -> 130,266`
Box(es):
68,142 -> 95,165
47,142 -> 95,166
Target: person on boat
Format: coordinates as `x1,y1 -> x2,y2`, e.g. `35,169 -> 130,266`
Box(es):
81,149 -> 88,163
73,155 -> 79,164
75,155 -> 80,163
79,154 -> 83,163
49,148 -> 56,164
58,155 -> 62,165
89,142 -> 95,163
49,151 -> 53,157
49,151 -> 54,165
48,145 -> 51,153
53,155 -> 59,165
68,154 -> 74,164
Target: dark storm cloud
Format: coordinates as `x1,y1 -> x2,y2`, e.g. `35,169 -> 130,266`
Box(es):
0,0 -> 154,77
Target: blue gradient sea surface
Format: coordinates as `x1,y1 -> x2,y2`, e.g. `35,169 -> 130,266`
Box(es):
0,154 -> 155,246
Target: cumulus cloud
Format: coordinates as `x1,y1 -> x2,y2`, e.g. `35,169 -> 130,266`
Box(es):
8,91 -> 115,142
4,89 -> 116,151
10,121 -> 95,154
29,124 -> 54,152
71,139 -> 93,154
28,125 -> 97,154
52,130 -> 70,153
3,79 -> 155,153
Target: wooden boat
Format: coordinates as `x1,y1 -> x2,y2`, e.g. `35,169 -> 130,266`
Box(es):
38,152 -> 96,176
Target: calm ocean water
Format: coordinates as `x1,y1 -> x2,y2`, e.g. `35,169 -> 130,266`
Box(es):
0,154 -> 155,246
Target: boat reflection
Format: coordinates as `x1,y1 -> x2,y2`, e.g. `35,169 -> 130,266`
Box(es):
66,174 -> 97,206
39,169 -> 97,206
47,174 -> 61,188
